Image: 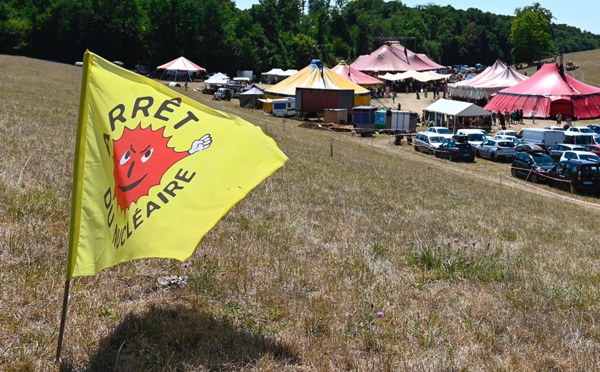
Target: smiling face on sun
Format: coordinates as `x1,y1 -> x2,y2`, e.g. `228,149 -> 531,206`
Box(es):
112,125 -> 188,211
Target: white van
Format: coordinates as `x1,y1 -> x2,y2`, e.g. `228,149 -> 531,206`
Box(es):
456,129 -> 487,148
414,131 -> 447,154
517,128 -> 564,146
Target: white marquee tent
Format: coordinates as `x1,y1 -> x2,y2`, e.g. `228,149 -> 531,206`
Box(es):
424,98 -> 492,130
447,59 -> 528,100
379,70 -> 451,82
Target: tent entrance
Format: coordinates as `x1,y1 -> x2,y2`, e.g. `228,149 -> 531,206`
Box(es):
550,99 -> 573,119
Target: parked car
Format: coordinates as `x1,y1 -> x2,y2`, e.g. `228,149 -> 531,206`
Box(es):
495,130 -> 518,137
213,88 -> 232,101
544,126 -> 565,131
434,140 -> 475,162
587,124 -> 600,135
583,144 -> 600,156
475,139 -> 516,161
456,129 -> 487,149
566,126 -> 595,134
549,144 -> 586,162
564,128 -> 600,145
414,132 -> 447,154
511,151 -> 555,183
547,160 -> 600,194
564,132 -> 596,145
494,135 -> 522,145
559,150 -> 600,163
516,143 -> 550,155
427,126 -> 454,140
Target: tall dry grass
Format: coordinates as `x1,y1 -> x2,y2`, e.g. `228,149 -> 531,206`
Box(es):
2,53 -> 600,371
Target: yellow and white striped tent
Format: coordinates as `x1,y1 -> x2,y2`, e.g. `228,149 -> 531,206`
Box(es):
263,60 -> 370,113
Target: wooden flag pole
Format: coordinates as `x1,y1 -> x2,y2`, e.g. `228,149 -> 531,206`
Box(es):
55,279 -> 71,363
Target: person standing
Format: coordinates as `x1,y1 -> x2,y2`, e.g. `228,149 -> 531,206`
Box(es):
499,111 -> 506,130
531,109 -> 536,124
519,108 -> 524,123
556,112 -> 562,125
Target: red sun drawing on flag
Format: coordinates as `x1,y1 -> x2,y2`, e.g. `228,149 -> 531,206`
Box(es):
112,124 -> 212,211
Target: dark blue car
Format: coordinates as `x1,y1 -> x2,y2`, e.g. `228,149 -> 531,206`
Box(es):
434,140 -> 475,162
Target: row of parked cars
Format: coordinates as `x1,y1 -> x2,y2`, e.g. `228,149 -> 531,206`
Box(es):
413,126 -> 600,194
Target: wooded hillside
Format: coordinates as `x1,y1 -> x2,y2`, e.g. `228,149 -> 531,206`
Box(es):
2,0 -> 599,75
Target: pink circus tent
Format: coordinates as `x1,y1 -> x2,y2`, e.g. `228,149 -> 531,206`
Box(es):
157,56 -> 206,72
350,41 -> 445,74
484,63 -> 600,120
330,61 -> 382,86
155,56 -> 206,81
448,59 -> 528,99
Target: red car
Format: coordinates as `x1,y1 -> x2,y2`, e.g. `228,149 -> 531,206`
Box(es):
584,144 -> 600,156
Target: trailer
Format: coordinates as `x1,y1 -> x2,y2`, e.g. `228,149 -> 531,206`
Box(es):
272,98 -> 296,117
388,110 -> 418,133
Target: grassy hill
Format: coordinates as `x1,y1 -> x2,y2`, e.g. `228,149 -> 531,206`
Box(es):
519,49 -> 600,86
2,53 -> 600,371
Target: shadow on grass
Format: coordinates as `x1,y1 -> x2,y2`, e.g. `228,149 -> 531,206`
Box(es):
61,303 -> 299,371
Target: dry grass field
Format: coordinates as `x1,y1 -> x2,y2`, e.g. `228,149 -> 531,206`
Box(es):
2,51 -> 600,371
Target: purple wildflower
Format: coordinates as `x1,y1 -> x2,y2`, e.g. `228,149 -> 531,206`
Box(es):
465,261 -> 471,265
483,253 -> 489,257
463,244 -> 469,248
377,312 -> 384,318
182,262 -> 189,268
453,238 -> 458,242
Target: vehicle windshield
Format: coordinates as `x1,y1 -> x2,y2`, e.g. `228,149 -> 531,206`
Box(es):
437,128 -> 452,134
574,136 -> 594,144
578,128 -> 595,133
502,131 -> 518,137
580,154 -> 600,161
468,134 -> 486,141
430,136 -> 446,143
498,141 -> 515,148
532,153 -> 554,165
582,164 -> 600,174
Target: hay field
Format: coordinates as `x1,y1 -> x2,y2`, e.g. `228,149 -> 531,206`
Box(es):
2,53 -> 600,371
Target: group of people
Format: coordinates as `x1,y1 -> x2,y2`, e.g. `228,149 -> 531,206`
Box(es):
556,112 -> 574,129
492,109 -> 524,129
369,81 -> 448,100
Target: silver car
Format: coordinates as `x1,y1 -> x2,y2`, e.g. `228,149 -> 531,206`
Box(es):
475,139 -> 516,161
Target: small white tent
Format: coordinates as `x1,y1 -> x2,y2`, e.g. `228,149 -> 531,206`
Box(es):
424,99 -> 491,131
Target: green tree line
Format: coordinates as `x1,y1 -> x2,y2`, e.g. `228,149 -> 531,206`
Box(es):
1,0 -> 599,75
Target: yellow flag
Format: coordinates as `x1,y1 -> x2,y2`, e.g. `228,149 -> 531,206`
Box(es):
66,51 -> 287,279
